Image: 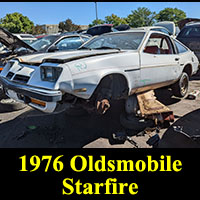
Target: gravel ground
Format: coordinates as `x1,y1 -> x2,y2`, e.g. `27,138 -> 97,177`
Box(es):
0,72 -> 200,148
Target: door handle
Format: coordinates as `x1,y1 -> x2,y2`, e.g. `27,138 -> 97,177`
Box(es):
175,58 -> 180,61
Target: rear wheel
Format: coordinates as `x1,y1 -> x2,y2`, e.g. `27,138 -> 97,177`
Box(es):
171,72 -> 189,98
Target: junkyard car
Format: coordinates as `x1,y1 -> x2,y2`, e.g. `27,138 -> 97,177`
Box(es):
0,29 -> 198,114
0,27 -> 91,69
177,22 -> 200,62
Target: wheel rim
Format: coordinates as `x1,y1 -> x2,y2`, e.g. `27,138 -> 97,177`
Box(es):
180,76 -> 188,95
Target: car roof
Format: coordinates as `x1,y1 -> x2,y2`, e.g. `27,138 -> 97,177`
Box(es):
185,22 -> 200,27
99,28 -> 172,39
130,26 -> 169,31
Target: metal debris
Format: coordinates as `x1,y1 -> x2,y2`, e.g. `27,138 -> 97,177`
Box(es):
187,90 -> 200,100
112,131 -> 139,148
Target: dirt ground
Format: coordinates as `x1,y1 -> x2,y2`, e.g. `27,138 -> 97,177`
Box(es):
0,72 -> 200,148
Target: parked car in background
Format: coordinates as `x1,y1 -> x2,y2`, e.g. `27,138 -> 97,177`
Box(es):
176,22 -> 200,62
154,21 -> 180,37
14,34 -> 37,45
29,33 -> 91,53
35,34 -> 48,39
0,29 -> 198,114
86,24 -> 118,36
0,27 -> 91,70
133,26 -> 171,36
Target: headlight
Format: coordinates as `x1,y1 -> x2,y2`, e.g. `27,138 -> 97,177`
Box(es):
41,66 -> 63,82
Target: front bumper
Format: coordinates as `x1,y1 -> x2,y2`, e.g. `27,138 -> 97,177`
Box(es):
0,76 -> 63,113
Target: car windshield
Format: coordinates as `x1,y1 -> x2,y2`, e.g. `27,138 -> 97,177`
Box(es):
81,32 -> 145,50
30,35 -> 58,51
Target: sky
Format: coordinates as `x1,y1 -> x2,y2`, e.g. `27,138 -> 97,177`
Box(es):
0,2 -> 200,25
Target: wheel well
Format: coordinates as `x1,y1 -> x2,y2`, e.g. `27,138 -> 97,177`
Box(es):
92,74 -> 129,100
183,65 -> 192,77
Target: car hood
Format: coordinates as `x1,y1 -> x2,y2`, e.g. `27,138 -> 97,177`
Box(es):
16,49 -> 125,65
0,28 -> 37,52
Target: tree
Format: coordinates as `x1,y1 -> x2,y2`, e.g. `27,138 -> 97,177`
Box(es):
32,25 -> 46,35
156,8 -> 186,25
0,12 -> 34,33
89,19 -> 105,27
58,19 -> 80,32
105,14 -> 128,27
126,7 -> 156,28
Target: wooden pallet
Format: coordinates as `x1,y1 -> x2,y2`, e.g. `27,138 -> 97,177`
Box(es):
137,90 -> 174,123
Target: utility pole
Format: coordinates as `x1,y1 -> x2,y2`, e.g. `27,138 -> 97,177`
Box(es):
95,2 -> 98,22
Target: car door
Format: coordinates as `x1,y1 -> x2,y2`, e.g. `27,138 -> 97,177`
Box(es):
139,33 -> 180,88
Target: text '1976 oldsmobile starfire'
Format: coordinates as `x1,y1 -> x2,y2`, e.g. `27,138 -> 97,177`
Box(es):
0,28 -> 199,115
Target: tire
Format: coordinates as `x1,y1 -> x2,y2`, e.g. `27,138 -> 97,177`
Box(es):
0,98 -> 27,113
171,72 -> 189,98
120,112 -> 155,131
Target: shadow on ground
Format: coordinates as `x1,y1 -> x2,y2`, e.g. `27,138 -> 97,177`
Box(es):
0,86 -> 195,148
0,100 -> 125,148
158,109 -> 200,148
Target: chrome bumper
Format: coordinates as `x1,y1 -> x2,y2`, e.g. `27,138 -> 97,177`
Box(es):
0,76 -> 62,102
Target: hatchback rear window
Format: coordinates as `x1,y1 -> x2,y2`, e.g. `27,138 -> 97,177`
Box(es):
178,26 -> 200,38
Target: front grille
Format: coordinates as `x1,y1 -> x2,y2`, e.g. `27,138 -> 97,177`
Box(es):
13,75 -> 30,83
6,72 -> 14,80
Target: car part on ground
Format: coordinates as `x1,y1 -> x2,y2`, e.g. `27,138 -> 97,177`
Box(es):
136,90 -> 175,123
0,98 -> 27,112
111,131 -> 139,148
187,90 -> 200,100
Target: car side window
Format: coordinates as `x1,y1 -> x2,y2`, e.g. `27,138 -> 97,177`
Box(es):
81,37 -> 90,43
174,40 -> 188,54
144,33 -> 174,55
55,37 -> 83,51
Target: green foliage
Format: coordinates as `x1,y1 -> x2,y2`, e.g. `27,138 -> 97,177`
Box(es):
89,19 -> 105,27
32,24 -> 46,35
126,7 -> 156,28
105,14 -> 128,26
156,8 -> 187,25
58,19 -> 80,32
0,12 -> 34,33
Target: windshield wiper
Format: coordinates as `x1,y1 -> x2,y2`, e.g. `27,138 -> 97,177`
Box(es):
78,46 -> 92,50
94,46 -> 121,51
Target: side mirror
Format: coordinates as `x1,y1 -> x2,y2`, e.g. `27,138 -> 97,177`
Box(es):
48,45 -> 59,52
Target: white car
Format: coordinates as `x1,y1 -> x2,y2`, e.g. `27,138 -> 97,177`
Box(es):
0,30 -> 199,114
14,34 -> 37,45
